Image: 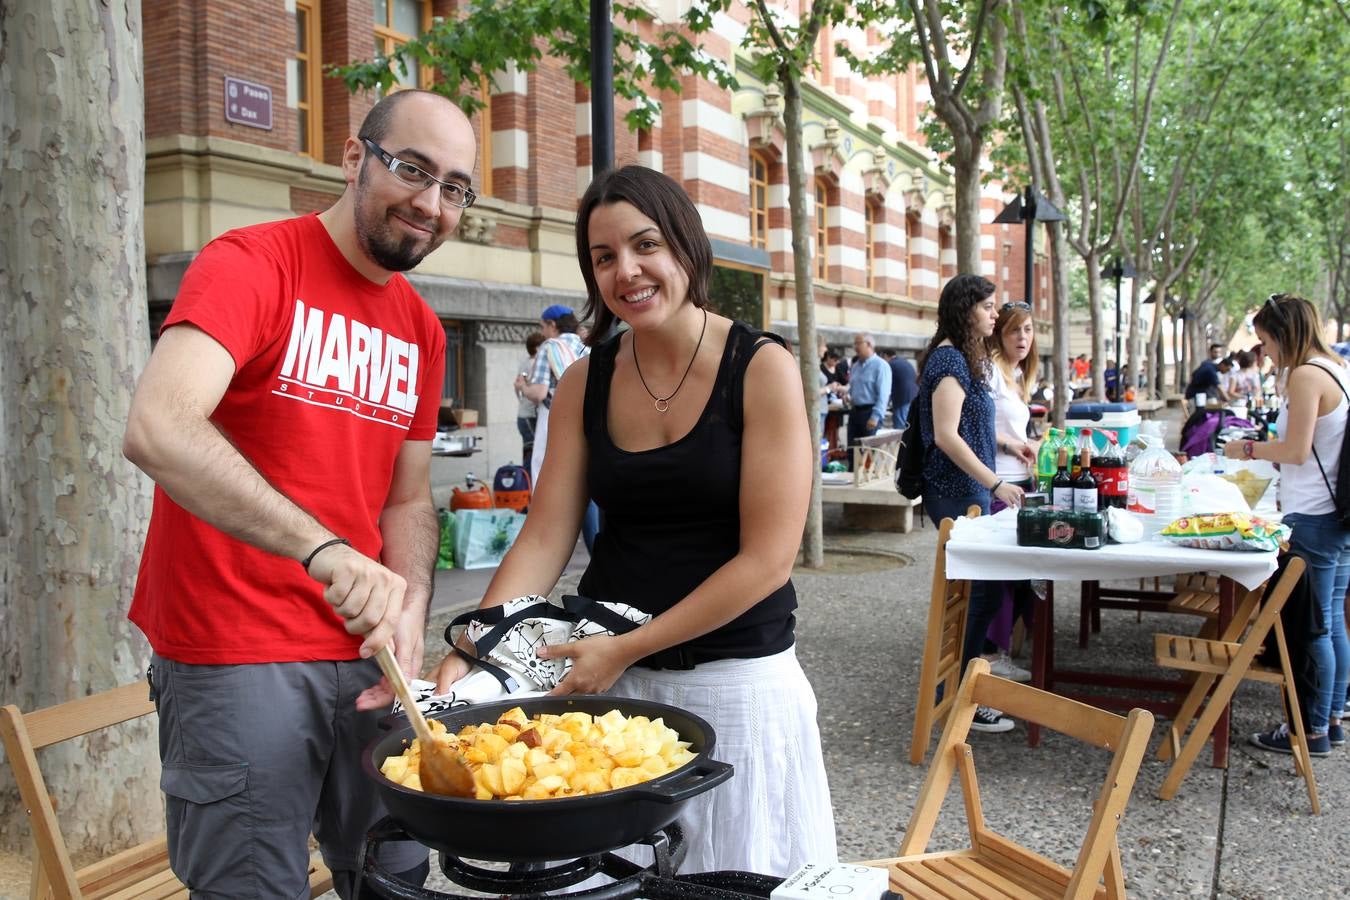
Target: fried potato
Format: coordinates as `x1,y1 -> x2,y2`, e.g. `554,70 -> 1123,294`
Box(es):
378,707 -> 698,800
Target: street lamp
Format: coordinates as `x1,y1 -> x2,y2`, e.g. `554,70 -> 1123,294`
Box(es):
1101,256 -> 1137,393
994,187 -> 1067,310
590,0 -> 614,175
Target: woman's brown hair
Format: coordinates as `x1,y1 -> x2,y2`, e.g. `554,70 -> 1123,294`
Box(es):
990,302 -> 1038,402
919,274 -> 996,384
574,166 -> 712,347
1252,293 -> 1339,374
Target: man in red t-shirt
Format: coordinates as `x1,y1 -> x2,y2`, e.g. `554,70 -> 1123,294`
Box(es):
123,90 -> 475,898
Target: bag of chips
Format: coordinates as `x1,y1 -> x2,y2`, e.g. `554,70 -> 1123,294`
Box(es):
1158,513 -> 1289,552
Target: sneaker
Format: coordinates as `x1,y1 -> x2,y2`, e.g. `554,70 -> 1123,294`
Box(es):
1249,723 -> 1331,758
1330,722 -> 1345,748
970,706 -> 1014,734
987,652 -> 1032,684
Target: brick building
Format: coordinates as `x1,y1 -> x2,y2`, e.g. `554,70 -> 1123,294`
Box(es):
142,0 -> 1048,497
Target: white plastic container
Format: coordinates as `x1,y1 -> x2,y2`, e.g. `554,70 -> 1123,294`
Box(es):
1128,435 -> 1182,535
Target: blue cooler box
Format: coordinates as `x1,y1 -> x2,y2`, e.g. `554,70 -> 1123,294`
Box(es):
1065,402 -> 1140,451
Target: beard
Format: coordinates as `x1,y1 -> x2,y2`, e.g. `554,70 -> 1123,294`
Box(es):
353,165 -> 444,272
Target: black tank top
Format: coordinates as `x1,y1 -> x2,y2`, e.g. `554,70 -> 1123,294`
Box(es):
577,320 -> 797,664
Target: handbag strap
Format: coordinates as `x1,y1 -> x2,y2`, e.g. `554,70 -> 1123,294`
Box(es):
1302,360 -> 1350,511
444,601 -> 577,660
451,646 -> 521,694
560,594 -> 644,635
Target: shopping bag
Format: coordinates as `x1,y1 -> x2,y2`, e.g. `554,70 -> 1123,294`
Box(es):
453,508 -> 525,569
436,508 -> 456,570
397,594 -> 652,713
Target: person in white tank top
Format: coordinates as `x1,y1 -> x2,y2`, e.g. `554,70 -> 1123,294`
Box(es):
981,302 -> 1039,685
1225,293 -> 1350,757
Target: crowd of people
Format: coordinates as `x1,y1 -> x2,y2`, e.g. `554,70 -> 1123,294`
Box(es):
1184,341 -> 1272,409
119,84 -> 1349,896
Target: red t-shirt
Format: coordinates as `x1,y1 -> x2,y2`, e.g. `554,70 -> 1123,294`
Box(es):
129,215 -> 446,663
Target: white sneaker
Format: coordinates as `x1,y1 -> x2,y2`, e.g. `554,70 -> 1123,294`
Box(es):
970,706 -> 1014,734
986,652 -> 1032,684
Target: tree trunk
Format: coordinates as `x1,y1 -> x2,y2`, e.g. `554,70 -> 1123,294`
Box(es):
1126,275 -> 1143,399
951,137 -> 983,274
782,70 -> 823,569
0,0 -> 158,855
1049,223 -> 1072,426
1085,250 -> 1105,400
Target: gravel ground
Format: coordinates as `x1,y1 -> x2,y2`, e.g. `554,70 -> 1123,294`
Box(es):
7,509 -> 1340,898
402,508 -> 1345,898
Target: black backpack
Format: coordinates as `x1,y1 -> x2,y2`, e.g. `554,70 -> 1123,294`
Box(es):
1307,360 -> 1350,528
895,394 -> 925,500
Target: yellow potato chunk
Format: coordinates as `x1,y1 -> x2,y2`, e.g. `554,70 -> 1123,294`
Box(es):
381,707 -> 697,800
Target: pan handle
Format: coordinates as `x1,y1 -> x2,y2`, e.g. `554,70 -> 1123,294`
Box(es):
376,712 -> 409,732
627,758 -> 733,804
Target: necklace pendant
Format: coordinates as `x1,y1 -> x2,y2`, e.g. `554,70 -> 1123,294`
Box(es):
654,398 -> 670,413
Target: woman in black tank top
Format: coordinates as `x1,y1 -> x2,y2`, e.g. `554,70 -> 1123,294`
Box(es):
419,166 -> 836,874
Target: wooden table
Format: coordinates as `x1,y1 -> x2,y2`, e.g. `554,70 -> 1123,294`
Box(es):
945,512 -> 1276,769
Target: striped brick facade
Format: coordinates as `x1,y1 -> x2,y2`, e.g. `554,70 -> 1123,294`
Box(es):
141,0 -> 1037,489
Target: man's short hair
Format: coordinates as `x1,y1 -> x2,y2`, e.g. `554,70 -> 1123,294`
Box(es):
357,89 -> 457,144
1209,343 -> 1224,352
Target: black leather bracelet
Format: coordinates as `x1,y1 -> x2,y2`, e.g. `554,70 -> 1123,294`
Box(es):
302,537 -> 350,571
990,479 -> 1004,493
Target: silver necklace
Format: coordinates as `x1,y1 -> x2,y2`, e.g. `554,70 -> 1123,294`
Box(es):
632,309 -> 707,413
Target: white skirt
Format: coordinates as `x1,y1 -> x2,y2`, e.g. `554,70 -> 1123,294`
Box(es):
606,645 -> 838,876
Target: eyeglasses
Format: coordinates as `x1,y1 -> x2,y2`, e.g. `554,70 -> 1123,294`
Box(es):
1001,301 -> 1032,311
361,138 -> 477,209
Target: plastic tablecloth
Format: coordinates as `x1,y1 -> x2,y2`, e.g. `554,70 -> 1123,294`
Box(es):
945,508 -> 1278,590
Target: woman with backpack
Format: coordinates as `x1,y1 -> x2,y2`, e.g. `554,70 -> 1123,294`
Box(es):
918,274 -> 1024,733
1225,292 -> 1350,756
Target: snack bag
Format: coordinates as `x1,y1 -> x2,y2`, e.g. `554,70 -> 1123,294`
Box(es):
1158,513 -> 1289,552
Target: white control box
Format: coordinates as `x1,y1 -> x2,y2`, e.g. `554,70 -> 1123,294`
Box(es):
770,862 -> 890,899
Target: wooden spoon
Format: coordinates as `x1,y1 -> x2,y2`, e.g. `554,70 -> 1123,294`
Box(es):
374,645 -> 476,798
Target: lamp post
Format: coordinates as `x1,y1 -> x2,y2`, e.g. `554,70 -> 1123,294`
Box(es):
589,0 -> 614,175
1101,257 -> 1137,396
994,186 -> 1067,310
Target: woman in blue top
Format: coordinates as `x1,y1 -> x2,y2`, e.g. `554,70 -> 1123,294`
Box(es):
918,274 -> 1024,732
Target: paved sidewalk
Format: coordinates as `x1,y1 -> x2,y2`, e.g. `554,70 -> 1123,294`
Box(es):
418,515 -> 1342,897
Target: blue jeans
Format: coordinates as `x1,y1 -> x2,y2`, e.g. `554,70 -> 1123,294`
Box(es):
893,402 -> 911,430
924,492 -> 996,676
1286,512 -> 1350,732
516,415 -> 536,473
581,501 -> 600,554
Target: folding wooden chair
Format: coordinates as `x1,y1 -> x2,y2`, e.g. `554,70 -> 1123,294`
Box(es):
909,507 -> 981,766
878,659 -> 1154,898
1153,555 -> 1319,812
0,682 -> 335,899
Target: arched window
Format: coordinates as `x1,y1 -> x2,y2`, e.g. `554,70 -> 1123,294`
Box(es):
865,201 -> 879,291
295,0 -> 323,160
939,225 -> 956,282
905,211 -> 921,297
374,0 -> 430,90
815,178 -> 830,281
749,152 -> 769,250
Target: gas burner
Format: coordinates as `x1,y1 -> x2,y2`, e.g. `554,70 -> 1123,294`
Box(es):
357,818 -> 784,899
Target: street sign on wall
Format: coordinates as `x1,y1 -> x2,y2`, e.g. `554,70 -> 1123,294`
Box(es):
224,76 -> 273,130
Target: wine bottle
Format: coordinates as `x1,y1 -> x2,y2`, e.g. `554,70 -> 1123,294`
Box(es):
1052,447 -> 1075,510
1074,448 -> 1099,512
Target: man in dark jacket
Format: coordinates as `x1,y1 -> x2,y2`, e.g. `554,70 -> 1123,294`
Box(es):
881,348 -> 918,429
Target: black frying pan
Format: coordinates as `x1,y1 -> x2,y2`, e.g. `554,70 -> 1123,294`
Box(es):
362,695 -> 732,862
